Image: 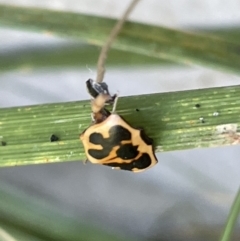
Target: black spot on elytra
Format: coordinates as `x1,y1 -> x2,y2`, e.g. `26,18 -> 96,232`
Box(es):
107,125 -> 131,145
135,153 -> 152,168
139,130 -> 153,145
116,144 -> 139,160
89,125 -> 131,146
89,133 -> 105,145
50,134 -> 59,142
88,147 -> 112,160
104,153 -> 152,171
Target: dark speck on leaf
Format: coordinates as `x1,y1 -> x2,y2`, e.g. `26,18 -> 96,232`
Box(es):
199,117 -> 205,123
135,108 -> 140,112
1,141 -> 6,146
50,134 -> 59,142
195,104 -> 201,108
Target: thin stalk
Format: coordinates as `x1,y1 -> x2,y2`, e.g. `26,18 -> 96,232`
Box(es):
96,0 -> 140,83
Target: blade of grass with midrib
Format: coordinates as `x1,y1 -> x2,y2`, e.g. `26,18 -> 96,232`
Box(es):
0,5 -> 240,74
0,85 -> 240,167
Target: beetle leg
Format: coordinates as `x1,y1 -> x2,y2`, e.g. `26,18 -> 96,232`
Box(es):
111,93 -> 119,113
83,159 -> 89,165
91,112 -> 95,122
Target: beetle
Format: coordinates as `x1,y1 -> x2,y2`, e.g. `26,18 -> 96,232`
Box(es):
80,89 -> 158,172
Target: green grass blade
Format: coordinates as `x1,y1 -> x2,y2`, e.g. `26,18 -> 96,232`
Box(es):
198,27 -> 240,44
220,188 -> 240,241
0,224 -> 45,241
0,85 -> 240,167
0,184 -> 130,241
0,5 -> 240,74
0,43 -> 170,72
2,27 -> 240,72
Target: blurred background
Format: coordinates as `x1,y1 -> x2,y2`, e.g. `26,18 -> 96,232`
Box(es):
0,0 -> 240,240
